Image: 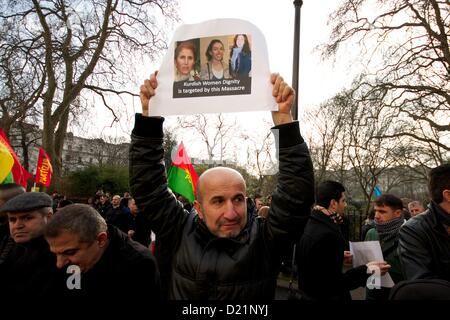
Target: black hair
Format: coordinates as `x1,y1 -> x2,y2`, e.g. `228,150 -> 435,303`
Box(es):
45,204 -> 107,243
316,180 -> 346,208
428,163 -> 450,203
374,194 -> 403,211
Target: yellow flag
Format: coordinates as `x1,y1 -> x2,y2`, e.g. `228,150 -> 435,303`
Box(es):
0,142 -> 14,183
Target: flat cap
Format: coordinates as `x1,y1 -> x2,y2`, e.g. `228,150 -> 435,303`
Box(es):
0,192 -> 53,213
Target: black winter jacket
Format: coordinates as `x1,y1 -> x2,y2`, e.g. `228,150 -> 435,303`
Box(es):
398,201 -> 450,281
0,235 -> 64,297
130,115 -> 314,300
296,210 -> 368,300
56,225 -> 160,299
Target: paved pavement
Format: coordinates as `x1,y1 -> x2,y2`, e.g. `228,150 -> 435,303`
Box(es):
275,277 -> 291,300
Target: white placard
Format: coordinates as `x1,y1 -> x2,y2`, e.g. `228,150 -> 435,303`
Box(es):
150,18 -> 276,116
350,241 -> 395,288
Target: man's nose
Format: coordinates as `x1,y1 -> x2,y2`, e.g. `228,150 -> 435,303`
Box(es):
12,220 -> 24,229
56,255 -> 69,269
223,201 -> 238,220
374,212 -> 381,221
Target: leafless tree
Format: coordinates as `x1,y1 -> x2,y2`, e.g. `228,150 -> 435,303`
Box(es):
322,0 -> 449,164
178,113 -> 237,165
0,0 -> 178,179
241,119 -> 276,190
303,90 -> 350,183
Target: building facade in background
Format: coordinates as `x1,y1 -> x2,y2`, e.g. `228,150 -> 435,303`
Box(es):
7,122 -> 129,176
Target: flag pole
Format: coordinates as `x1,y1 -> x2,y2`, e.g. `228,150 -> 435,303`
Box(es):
292,0 -> 303,121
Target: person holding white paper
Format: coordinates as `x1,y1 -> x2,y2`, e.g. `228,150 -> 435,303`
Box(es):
296,180 -> 390,300
131,72 -> 314,300
365,194 -> 405,300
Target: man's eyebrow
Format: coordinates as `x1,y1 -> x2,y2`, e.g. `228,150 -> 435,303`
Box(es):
210,196 -> 224,202
57,248 -> 79,255
14,214 -> 32,219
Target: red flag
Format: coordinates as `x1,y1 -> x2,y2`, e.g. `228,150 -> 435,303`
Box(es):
35,147 -> 53,187
0,128 -> 32,188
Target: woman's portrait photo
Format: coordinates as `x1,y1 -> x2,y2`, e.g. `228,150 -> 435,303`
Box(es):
229,34 -> 252,78
174,39 -> 200,82
200,38 -> 231,80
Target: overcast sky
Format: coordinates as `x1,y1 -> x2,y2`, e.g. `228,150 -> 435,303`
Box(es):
85,0 -> 361,161
178,0 -> 354,107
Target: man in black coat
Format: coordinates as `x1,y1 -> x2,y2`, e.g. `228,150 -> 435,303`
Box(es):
131,72 -> 315,300
398,163 -> 450,281
0,183 -> 25,262
0,192 -> 63,296
296,181 -> 390,300
44,203 -> 160,298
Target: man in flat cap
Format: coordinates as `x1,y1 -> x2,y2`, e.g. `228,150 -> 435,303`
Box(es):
0,183 -> 25,263
0,192 -> 63,296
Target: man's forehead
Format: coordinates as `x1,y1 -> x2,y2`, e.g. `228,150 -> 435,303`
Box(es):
48,231 -> 80,246
209,190 -> 246,198
8,210 -> 40,217
375,204 -> 396,211
203,180 -> 246,196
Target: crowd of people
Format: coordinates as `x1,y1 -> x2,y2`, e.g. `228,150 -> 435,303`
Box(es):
0,71 -> 448,302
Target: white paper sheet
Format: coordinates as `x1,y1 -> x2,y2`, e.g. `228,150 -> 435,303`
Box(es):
150,18 -> 276,116
349,241 -> 395,288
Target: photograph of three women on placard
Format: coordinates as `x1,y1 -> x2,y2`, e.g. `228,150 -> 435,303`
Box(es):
174,34 -> 252,82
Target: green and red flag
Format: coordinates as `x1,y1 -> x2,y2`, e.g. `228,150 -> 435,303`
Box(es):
0,128 -> 32,187
167,142 -> 198,203
35,147 -> 53,187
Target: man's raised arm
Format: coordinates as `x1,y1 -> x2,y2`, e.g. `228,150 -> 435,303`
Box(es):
129,72 -> 187,238
266,73 -> 315,246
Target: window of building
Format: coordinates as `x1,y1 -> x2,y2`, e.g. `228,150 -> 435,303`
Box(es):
65,154 -> 71,161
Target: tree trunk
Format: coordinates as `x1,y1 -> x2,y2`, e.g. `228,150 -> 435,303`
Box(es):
0,117 -> 12,138
53,107 -> 70,179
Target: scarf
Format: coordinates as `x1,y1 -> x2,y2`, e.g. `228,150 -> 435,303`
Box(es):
313,205 -> 343,225
231,47 -> 242,70
375,217 -> 404,244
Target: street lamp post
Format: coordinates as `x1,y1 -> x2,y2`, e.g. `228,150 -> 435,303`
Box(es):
292,0 -> 303,121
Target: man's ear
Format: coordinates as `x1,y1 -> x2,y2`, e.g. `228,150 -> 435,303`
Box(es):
443,189 -> 450,203
97,231 -> 108,247
194,200 -> 203,220
329,199 -> 337,212
394,209 -> 403,218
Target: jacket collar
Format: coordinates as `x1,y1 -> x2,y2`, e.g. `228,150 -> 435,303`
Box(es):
310,209 -> 341,232
430,201 -> 450,232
